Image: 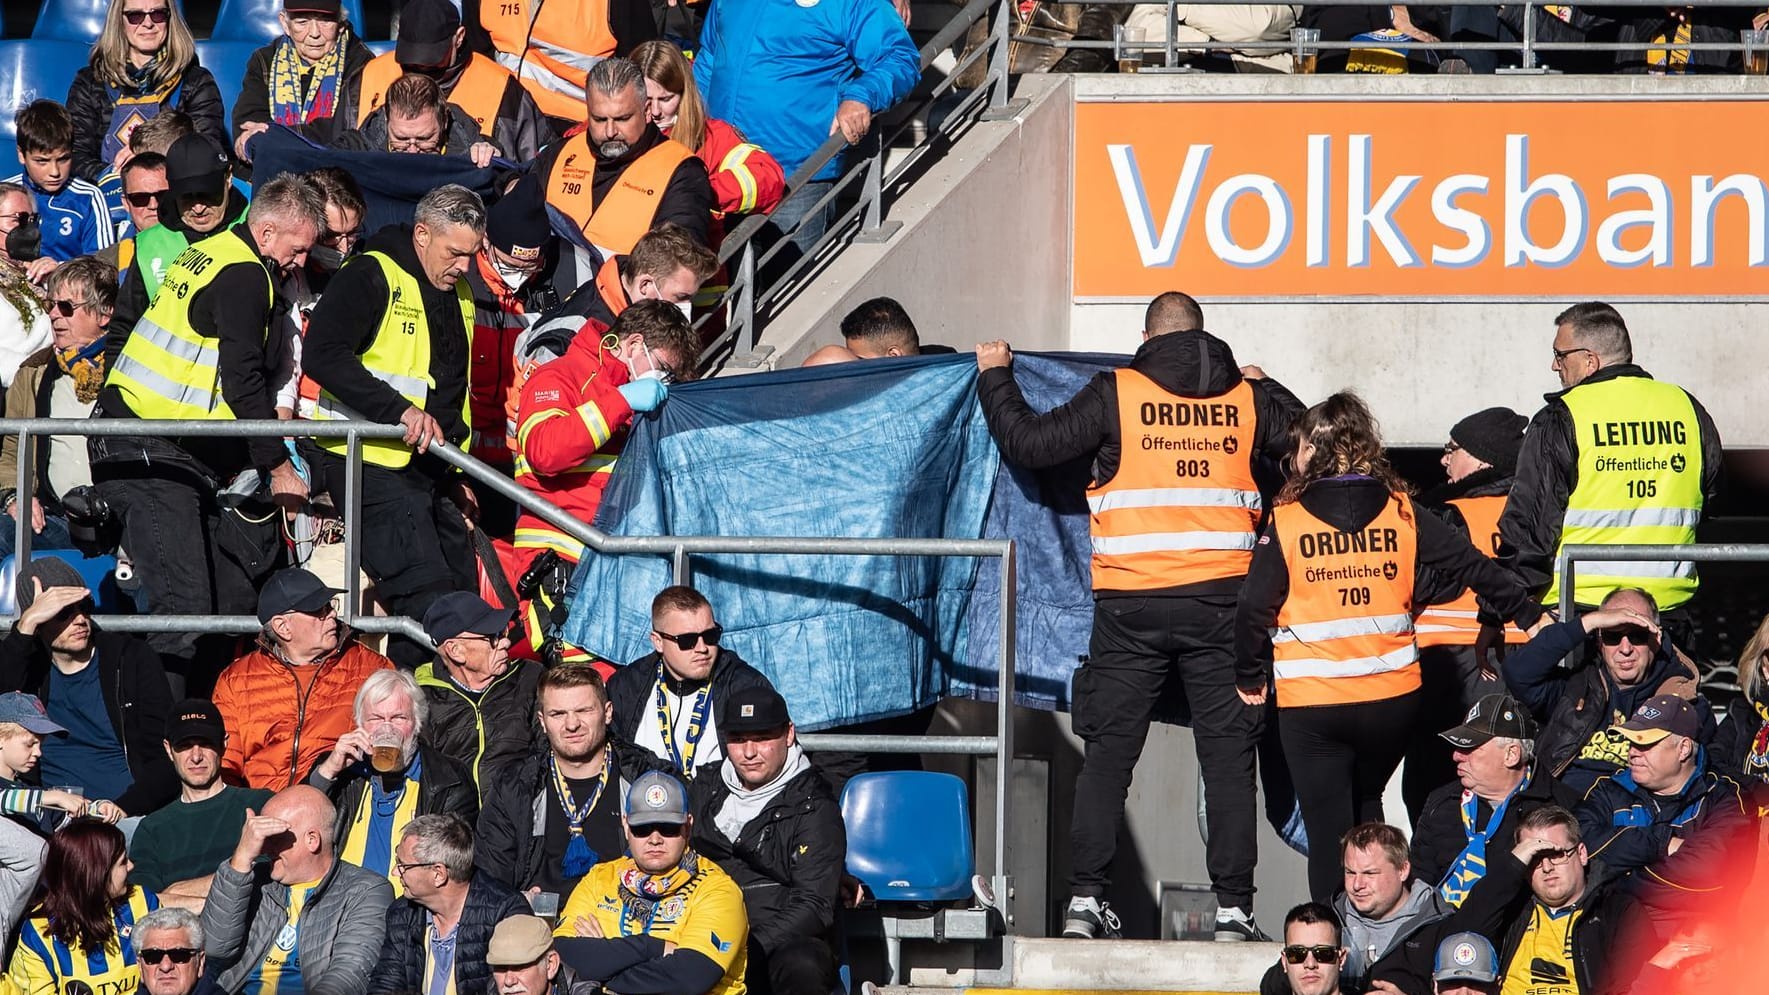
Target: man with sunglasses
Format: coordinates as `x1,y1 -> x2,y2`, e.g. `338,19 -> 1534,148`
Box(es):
606,585 -> 777,780
97,151 -> 168,273
133,906 -> 223,995
1277,902 -> 1348,995
416,591 -> 540,799
551,771 -> 750,995
1502,302 -> 1721,628
1501,588 -> 1702,796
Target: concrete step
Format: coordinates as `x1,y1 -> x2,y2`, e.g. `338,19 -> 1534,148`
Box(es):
1010,938 -> 1277,991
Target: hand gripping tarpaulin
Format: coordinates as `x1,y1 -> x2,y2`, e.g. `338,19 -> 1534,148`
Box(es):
560,352 -> 1128,730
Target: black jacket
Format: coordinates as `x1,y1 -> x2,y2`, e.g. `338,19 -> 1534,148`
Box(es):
510,123 -> 715,253
331,103 -> 489,156
1235,477 -> 1542,694
689,761 -> 846,955
65,59 -> 227,183
416,659 -> 542,799
606,648 -> 777,776
1410,764 -> 1581,891
311,741 -> 480,839
303,224 -> 474,441
104,187 -> 253,368
0,628 -> 177,815
977,329 -> 1305,599
1711,696 -> 1768,783
1259,882 -> 1448,995
232,36 -> 376,148
333,49 -> 556,162
1575,757 -> 1752,879
1502,620 -> 1702,796
1500,364 -> 1723,602
368,872 -> 530,995
474,740 -> 665,892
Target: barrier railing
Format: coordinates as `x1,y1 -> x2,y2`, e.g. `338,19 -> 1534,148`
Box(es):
694,0 -> 1020,371
1014,0 -> 1769,73
6,417 -> 1019,932
1556,542 -> 1767,622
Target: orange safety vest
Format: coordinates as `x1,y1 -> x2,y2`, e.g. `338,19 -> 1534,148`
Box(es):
595,256 -> 629,316
1416,494 -> 1529,648
1086,373 -> 1260,592
357,52 -> 510,135
1270,492 -> 1420,709
479,0 -> 617,121
544,134 -> 694,258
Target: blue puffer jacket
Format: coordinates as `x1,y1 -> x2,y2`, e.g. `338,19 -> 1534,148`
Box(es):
694,0 -> 920,182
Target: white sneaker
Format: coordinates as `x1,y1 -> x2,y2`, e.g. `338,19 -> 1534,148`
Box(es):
1061,896 -> 1123,939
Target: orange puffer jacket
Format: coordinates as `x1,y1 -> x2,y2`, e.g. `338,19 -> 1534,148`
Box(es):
212,640 -> 396,790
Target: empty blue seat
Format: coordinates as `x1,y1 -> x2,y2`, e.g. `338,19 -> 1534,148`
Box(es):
842,771 -> 973,902
195,40 -> 259,118
0,550 -> 124,616
32,0 -> 185,41
366,39 -> 395,56
0,40 -> 90,146
209,0 -> 367,43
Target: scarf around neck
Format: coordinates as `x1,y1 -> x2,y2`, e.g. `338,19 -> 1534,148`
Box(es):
713,743 -> 810,843
268,29 -> 349,126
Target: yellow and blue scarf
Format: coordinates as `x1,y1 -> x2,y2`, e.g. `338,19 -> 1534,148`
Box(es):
268,30 -> 349,126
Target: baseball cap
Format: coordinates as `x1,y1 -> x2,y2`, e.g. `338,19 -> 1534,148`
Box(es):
282,0 -> 342,15
256,568 -> 343,624
1439,693 -> 1537,750
164,134 -> 230,203
625,771 -> 689,827
486,915 -> 554,966
422,592 -> 515,645
0,692 -> 64,736
166,699 -> 226,747
1615,694 -> 1701,746
395,0 -> 461,69
721,684 -> 791,736
1433,931 -> 1499,984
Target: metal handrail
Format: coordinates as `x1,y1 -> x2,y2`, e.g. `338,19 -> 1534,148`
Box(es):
1555,542 -> 1769,621
693,0 -> 1018,370
1017,0 -> 1769,73
6,416 -> 1020,931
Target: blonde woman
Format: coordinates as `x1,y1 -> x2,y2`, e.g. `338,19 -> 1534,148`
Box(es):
1714,613 -> 1769,781
65,0 -> 226,183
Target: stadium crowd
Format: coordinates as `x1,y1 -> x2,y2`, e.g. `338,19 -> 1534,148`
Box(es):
0,0 -> 1756,994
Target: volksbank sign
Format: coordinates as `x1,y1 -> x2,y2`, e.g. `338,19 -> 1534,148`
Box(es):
1073,100 -> 1769,298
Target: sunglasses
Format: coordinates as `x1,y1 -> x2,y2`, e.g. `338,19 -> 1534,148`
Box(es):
123,7 -> 171,23
49,299 -> 82,317
630,823 -> 686,839
139,947 -> 199,965
654,624 -> 722,651
1533,845 -> 1579,864
1599,626 -> 1652,647
1282,945 -> 1340,965
124,190 -> 166,208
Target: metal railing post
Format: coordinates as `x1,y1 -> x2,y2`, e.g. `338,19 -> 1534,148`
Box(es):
1558,547 -> 1575,623
1522,3 -> 1537,69
988,0 -> 1011,110
993,541 -> 1016,930
854,130 -> 903,244
672,545 -> 690,586
1165,0 -> 1178,66
13,430 -> 33,569
343,432 -> 364,628
736,244 -> 757,357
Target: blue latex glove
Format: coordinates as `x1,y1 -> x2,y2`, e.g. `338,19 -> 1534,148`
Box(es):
617,377 -> 669,412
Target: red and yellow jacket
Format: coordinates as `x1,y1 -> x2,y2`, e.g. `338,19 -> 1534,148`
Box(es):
468,255 -> 530,466
512,322 -> 633,564
696,117 -> 785,223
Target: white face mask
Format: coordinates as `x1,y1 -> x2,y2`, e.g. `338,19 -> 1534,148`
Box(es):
491,257 -> 533,290
674,299 -> 693,321
623,340 -> 674,384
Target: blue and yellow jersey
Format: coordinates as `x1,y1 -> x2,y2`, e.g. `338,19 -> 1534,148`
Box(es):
9,886 -> 158,995
239,879 -> 321,995
557,855 -> 749,995
339,760 -> 423,897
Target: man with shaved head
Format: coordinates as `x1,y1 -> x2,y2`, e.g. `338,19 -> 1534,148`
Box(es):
200,783 -> 394,995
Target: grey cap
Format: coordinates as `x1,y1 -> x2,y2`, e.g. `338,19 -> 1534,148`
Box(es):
625,771 -> 689,827
1433,931 -> 1499,984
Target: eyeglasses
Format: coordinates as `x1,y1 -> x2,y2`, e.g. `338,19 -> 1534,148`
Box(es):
1281,945 -> 1341,965
139,947 -> 199,965
1533,846 -> 1579,865
49,299 -> 83,317
122,7 -> 172,24
124,190 -> 167,208
1442,442 -> 1462,455
295,603 -> 338,620
394,860 -> 440,875
318,228 -> 360,249
653,624 -> 722,651
457,630 -> 513,646
629,823 -> 686,839
386,135 -> 443,154
1598,626 -> 1652,647
1552,346 -> 1594,362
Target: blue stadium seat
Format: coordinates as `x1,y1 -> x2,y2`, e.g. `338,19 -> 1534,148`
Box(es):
32,0 -> 185,41
366,39 -> 394,56
0,40 -> 90,149
842,772 -> 974,902
195,40 -> 259,118
0,550 -> 125,615
209,0 -> 367,43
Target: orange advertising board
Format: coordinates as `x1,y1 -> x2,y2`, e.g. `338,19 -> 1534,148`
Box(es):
1074,100 -> 1769,298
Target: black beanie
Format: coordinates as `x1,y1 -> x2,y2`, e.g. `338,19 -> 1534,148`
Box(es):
486,194 -> 551,264
1450,407 -> 1528,476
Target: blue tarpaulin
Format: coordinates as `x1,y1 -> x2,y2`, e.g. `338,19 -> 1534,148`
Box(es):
246,126 -> 507,233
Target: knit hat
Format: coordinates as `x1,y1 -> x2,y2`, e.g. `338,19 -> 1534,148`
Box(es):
486,194 -> 551,264
15,557 -> 85,611
1449,407 -> 1528,476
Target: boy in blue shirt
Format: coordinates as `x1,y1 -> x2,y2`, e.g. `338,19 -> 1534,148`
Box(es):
7,100 -> 114,263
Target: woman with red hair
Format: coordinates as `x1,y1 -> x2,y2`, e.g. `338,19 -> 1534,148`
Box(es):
8,821 -> 158,995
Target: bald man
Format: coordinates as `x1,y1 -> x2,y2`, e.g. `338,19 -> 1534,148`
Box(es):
201,784 -> 393,995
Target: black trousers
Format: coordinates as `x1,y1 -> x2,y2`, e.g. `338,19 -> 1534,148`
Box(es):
90,434 -> 281,694
745,936 -> 838,995
1070,594 -> 1262,910
304,445 -> 476,665
1279,689 -> 1423,902
1402,644 -> 1502,826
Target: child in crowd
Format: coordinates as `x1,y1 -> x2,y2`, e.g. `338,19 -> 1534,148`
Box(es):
0,691 -> 121,832
7,101 -> 115,264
